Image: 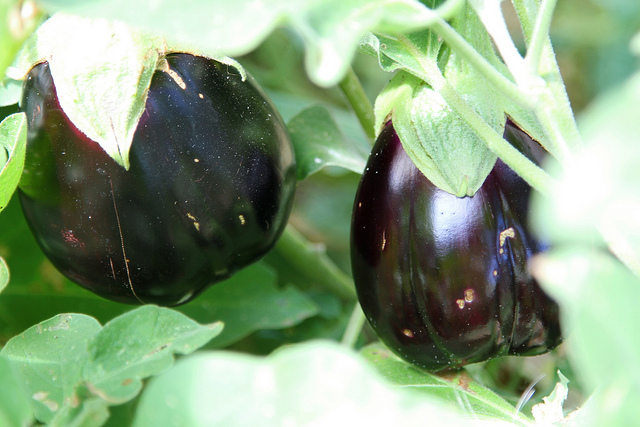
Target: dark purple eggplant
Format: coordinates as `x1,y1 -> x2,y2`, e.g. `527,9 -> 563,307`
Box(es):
351,121 -> 561,371
18,53 -> 296,306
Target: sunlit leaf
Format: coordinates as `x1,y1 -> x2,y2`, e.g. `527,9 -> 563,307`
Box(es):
288,105 -> 367,179
362,343 -> 533,426
133,340 -> 516,426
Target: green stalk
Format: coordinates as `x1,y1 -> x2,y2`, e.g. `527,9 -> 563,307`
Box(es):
274,226 -> 357,301
400,35 -> 556,196
339,67 -> 376,141
524,0 -> 558,73
513,0 -> 582,154
429,17 -> 534,110
341,302 -> 366,348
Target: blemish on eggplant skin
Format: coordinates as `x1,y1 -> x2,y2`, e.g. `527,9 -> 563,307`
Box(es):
402,328 -> 414,338
464,288 -> 475,303
499,227 -> 516,247
456,289 -> 475,309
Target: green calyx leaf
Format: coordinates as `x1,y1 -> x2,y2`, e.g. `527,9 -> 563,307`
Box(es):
6,13 -> 246,170
375,70 -> 500,197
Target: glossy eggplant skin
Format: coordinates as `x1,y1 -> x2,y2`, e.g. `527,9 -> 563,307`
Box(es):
351,122 -> 561,371
18,54 -> 296,306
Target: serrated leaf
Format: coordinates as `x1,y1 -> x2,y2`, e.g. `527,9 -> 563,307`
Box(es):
0,314 -> 102,423
178,262 -> 320,348
133,340 -> 516,426
288,105 -> 367,179
0,308 -> 221,423
0,356 -> 34,427
361,343 -> 533,426
0,112 -> 27,212
85,305 -> 223,403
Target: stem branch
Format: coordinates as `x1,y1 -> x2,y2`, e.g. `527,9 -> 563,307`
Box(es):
273,226 -> 357,301
339,67 -> 376,141
341,303 -> 366,348
406,40 -> 555,196
524,0 -> 558,73
429,17 -> 534,110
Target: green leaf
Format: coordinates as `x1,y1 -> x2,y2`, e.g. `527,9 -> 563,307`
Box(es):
0,257 -> 8,294
0,308 -> 221,423
374,70 -> 500,196
0,355 -> 34,427
0,112 -> 27,212
287,105 -> 368,180
0,314 -> 102,423
361,343 -> 533,426
532,70 -> 640,275
532,249 -> 640,426
48,396 -> 110,427
84,306 -> 223,404
8,13 -> 165,170
37,0 -> 459,87
364,30 -> 444,77
179,262 -> 320,348
9,12 -> 247,170
133,340 -> 514,426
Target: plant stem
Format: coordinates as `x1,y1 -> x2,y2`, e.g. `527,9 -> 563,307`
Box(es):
341,302 -> 366,348
274,226 -> 357,301
468,0 -> 531,88
524,0 -> 558,74
513,0 -> 582,155
339,67 -> 376,141
434,0 -> 466,20
403,36 -> 556,196
429,17 -> 534,110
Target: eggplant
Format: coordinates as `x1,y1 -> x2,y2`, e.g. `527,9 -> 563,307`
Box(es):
18,53 -> 296,306
351,121 -> 561,370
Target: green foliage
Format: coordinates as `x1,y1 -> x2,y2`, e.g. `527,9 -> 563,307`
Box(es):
0,355 -> 33,426
178,262 -> 320,348
0,307 -> 222,424
361,343 -> 534,425
132,340 -> 517,426
531,66 -> 640,426
33,0 -> 457,87
288,105 -> 368,180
